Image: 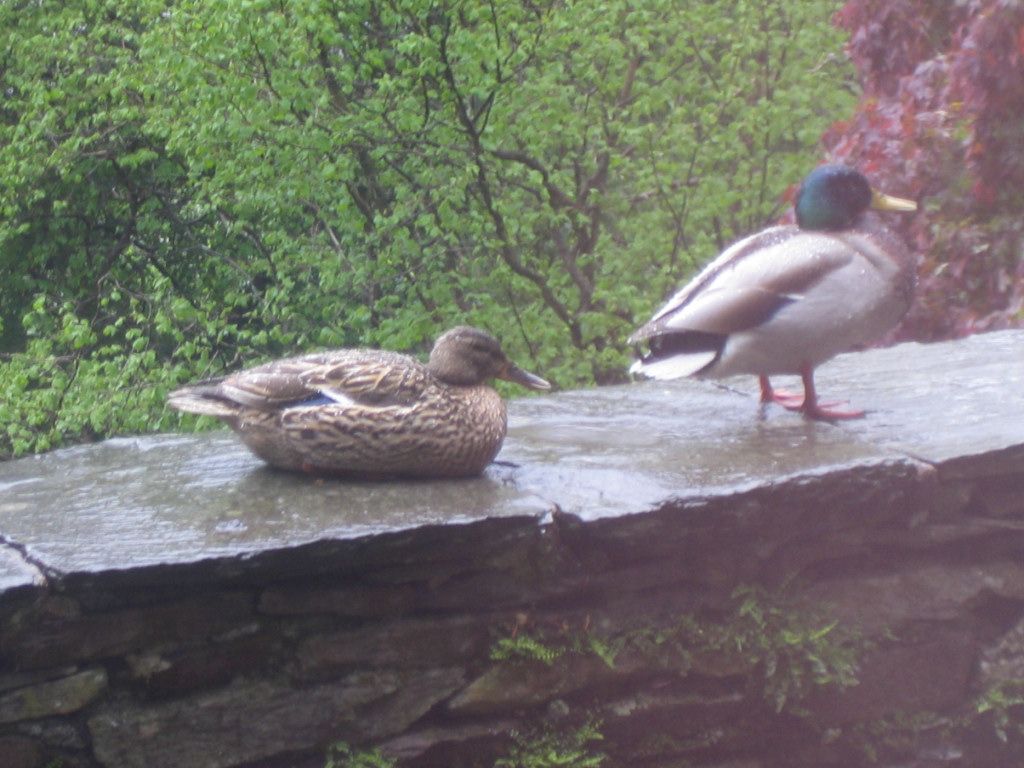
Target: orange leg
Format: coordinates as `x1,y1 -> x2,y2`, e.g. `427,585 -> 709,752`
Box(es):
759,375 -> 803,408
759,368 -> 864,421
797,364 -> 864,421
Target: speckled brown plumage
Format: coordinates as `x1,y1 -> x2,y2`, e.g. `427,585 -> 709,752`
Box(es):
167,326 -> 550,479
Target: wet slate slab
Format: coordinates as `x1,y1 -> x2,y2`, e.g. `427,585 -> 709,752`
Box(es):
0,432 -> 546,582
0,330 -> 1021,588
772,330 -> 1024,471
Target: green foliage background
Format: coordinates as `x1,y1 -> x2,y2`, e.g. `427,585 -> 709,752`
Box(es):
0,0 -> 854,458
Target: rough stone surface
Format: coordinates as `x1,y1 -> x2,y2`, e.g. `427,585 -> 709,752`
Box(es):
0,668 -> 108,724
89,668 -> 464,768
2,592 -> 254,670
379,720 -> 518,762
358,668 -> 467,742
125,630 -> 278,696
297,615 -> 494,679
811,630 -> 979,724
0,735 -> 42,768
14,717 -> 88,752
0,331 -> 1022,768
448,654 -> 639,716
259,582 -> 423,617
804,560 -> 1024,634
978,616 -> 1024,686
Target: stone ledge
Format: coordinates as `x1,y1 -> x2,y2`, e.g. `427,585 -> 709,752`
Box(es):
0,330 -> 1023,768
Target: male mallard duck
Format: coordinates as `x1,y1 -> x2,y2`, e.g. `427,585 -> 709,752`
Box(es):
628,165 -> 918,420
167,326 -> 550,478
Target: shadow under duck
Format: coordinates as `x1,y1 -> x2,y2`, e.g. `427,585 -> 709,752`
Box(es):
629,164 -> 918,420
167,326 -> 550,478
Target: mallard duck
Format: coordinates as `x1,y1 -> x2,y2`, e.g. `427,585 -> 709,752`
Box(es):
628,164 -> 918,420
167,326 -> 551,478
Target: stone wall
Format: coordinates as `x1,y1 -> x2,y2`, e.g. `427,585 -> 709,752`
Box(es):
2,330 -> 1024,767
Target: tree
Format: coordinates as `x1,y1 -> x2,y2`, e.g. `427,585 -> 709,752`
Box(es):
828,0 -> 1024,340
0,0 -> 853,457
0,0 -> 270,453
142,0 -> 853,382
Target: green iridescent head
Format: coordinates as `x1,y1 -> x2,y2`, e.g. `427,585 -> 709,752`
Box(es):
795,165 -> 916,231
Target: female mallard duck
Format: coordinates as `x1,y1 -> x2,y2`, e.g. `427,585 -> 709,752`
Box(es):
628,165 -> 918,420
167,326 -> 550,478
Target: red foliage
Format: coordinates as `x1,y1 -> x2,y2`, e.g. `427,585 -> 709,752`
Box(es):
828,0 -> 1024,340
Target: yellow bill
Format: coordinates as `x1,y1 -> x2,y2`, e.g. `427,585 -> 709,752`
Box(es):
871,188 -> 917,212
